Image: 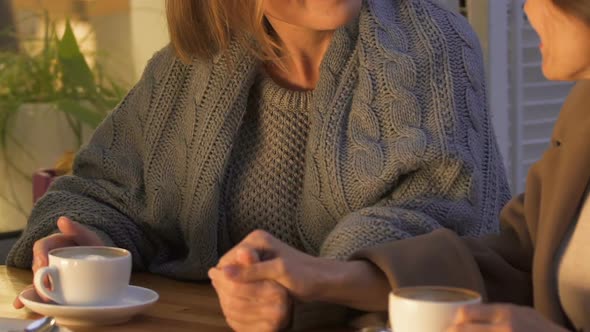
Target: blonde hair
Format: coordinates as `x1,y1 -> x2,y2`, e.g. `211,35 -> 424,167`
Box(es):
166,0 -> 282,63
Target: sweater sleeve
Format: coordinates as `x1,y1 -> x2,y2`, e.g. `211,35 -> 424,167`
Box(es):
6,50 -> 171,270
319,9 -> 511,260
320,122 -> 510,259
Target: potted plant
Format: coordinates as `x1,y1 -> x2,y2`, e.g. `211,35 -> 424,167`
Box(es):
0,13 -> 126,233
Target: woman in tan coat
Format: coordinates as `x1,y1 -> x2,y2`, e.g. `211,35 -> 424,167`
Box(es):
212,0 -> 590,331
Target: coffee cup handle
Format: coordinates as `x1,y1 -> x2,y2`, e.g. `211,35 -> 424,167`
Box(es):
34,266 -> 64,304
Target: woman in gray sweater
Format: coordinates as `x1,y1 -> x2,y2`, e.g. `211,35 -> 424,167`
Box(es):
9,0 -> 510,330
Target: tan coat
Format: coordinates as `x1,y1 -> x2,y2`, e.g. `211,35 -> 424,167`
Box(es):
354,80 -> 590,329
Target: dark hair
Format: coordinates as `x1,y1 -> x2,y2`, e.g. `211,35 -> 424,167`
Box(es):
553,0 -> 590,25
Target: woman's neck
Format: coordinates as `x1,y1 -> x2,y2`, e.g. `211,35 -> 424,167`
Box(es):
265,17 -> 335,91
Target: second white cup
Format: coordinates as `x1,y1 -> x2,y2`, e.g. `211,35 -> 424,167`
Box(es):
389,286 -> 482,332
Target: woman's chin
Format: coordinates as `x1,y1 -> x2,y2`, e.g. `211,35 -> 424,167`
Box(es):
542,66 -> 572,82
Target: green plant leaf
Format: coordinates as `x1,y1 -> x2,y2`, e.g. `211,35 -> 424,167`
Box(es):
0,12 -> 127,172
57,20 -> 96,93
56,99 -> 103,128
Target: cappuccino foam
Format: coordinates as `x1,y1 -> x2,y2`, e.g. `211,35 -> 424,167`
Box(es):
69,254 -> 109,261
396,287 -> 479,303
53,247 -> 128,260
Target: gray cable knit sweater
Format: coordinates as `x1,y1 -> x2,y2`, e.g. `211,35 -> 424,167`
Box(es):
8,0 -> 510,282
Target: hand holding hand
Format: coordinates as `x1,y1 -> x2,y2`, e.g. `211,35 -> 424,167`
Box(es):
216,230 -> 330,302
209,245 -> 292,332
215,229 -> 390,318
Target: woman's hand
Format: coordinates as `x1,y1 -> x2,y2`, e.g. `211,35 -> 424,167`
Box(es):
13,217 -> 104,309
209,246 -> 292,332
216,230 -> 390,311
447,304 -> 570,332
216,230 -> 330,302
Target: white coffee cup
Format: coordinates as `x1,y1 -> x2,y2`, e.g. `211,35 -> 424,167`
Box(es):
33,246 -> 132,306
389,286 -> 481,332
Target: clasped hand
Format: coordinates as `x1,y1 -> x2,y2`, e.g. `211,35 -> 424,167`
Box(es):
208,230 -> 327,332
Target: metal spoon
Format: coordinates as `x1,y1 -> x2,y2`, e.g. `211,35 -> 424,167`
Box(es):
24,316 -> 56,332
358,327 -> 392,332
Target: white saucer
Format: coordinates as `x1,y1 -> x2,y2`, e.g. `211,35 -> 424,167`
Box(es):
19,285 -> 159,326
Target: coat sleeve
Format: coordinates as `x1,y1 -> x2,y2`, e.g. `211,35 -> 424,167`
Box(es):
292,195 -> 530,331
351,193 -> 534,305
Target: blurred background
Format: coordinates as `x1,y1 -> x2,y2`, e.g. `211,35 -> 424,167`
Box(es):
0,0 -> 573,261
0,0 -> 168,259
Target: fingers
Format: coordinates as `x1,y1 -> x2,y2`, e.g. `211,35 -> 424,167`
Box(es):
223,298 -> 289,330
454,304 -> 510,325
24,218 -> 105,310
446,324 -> 505,332
218,230 -> 278,269
449,305 -> 569,332
13,283 -> 53,310
236,247 -> 260,266
211,251 -> 292,332
57,217 -> 103,246
32,234 -> 76,273
32,217 -> 103,273
225,258 -> 284,283
226,318 -> 275,332
13,294 -> 25,309
212,279 -> 290,332
242,230 -> 278,253
218,293 -> 274,323
210,269 -> 283,301
13,284 -> 34,309
218,244 -> 260,269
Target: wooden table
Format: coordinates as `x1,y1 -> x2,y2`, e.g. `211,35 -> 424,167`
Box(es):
0,266 -> 353,332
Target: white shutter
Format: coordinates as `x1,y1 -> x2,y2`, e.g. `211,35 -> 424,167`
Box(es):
464,0 -> 573,194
